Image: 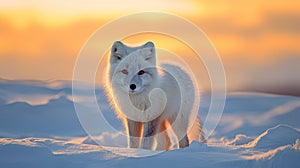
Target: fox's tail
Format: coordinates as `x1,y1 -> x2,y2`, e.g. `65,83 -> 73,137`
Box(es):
187,116 -> 206,143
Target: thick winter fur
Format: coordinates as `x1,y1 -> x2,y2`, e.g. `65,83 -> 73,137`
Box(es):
105,41 -> 204,150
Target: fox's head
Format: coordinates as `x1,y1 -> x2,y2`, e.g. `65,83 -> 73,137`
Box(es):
108,41 -> 158,94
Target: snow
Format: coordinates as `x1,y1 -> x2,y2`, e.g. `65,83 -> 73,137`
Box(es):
244,124 -> 300,150
222,134 -> 254,146
0,80 -> 300,167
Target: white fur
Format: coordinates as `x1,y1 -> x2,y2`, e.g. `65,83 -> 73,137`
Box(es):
105,41 -> 204,150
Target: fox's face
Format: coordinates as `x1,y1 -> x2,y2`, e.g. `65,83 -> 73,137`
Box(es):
109,41 -> 158,94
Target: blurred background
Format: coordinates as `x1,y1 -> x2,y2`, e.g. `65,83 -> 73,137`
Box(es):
0,0 -> 299,96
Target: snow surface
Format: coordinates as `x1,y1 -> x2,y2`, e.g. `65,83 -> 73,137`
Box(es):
0,80 -> 300,167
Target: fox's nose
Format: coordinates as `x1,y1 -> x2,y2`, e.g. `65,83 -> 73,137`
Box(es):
130,84 -> 136,90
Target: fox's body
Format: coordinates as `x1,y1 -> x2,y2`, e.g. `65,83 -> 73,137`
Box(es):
105,41 -> 203,150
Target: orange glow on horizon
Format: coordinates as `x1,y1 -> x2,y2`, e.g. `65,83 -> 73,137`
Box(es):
1,0 -> 299,92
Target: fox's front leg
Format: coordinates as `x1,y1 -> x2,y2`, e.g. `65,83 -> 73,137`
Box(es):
127,119 -> 143,148
141,120 -> 159,150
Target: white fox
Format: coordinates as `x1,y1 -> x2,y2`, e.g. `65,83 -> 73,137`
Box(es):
105,41 -> 204,150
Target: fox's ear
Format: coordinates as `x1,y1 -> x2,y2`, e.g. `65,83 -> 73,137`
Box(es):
143,41 -> 156,62
144,41 -> 154,52
111,41 -> 126,63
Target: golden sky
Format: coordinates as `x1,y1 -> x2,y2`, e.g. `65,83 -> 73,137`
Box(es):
0,0 -> 299,94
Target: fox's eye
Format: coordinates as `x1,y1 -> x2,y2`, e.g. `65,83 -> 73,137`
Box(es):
121,69 -> 128,74
138,70 -> 145,75
115,55 -> 122,60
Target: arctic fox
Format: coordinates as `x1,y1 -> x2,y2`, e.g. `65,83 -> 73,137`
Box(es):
105,41 -> 204,150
